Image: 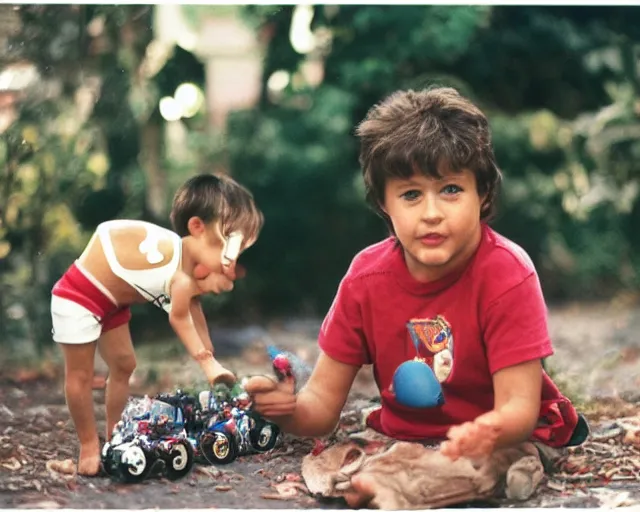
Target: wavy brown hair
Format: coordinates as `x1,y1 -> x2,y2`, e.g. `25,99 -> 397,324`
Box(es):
356,87 -> 502,230
170,173 -> 264,242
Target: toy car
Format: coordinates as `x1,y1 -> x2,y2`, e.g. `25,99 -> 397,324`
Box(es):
101,397 -> 195,483
154,384 -> 281,465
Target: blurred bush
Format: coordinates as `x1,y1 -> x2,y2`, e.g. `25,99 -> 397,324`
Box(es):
224,5 -> 640,317
1,5 -> 640,356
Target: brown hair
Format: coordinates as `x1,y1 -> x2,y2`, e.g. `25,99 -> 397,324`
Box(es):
356,87 -> 502,229
170,173 -> 264,242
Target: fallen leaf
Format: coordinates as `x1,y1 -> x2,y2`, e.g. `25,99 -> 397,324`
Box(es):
260,493 -> 297,501
194,466 -> 222,479
272,481 -> 308,498
215,485 -> 232,492
16,500 -> 61,509
45,459 -> 76,477
1,457 -> 21,470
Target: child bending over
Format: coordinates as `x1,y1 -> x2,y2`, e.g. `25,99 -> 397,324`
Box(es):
51,173 -> 263,476
245,88 -> 586,507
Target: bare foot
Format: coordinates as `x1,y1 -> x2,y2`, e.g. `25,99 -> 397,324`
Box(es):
77,447 -> 101,476
343,473 -> 376,508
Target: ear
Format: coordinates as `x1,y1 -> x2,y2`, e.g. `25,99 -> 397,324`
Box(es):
187,216 -> 206,237
379,201 -> 388,215
480,193 -> 490,213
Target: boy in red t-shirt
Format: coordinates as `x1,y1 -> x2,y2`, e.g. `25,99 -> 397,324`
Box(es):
245,87 -> 586,506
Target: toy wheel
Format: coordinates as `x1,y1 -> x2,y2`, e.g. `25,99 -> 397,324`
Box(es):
101,442 -> 118,476
250,420 -> 280,452
117,444 -> 152,483
200,431 -> 237,465
162,440 -> 194,480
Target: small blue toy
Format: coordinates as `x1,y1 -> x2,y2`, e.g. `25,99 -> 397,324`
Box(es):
392,359 -> 444,408
391,318 -> 448,408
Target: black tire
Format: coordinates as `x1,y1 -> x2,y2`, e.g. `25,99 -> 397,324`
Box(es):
162,440 -> 194,480
116,444 -> 152,483
101,442 -> 118,477
199,431 -> 237,465
249,420 -> 280,452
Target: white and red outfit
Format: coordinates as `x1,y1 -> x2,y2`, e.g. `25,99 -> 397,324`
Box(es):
51,220 -> 181,344
319,223 -> 580,448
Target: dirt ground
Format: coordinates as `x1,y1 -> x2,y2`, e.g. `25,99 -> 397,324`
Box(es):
1,301 -> 640,509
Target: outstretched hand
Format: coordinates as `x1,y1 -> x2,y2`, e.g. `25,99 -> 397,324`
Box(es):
243,374 -> 296,419
440,411 -> 502,461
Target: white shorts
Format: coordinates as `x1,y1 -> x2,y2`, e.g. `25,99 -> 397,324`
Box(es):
51,261 -> 131,344
51,296 -> 103,344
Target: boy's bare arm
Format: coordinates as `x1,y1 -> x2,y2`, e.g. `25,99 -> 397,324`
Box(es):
251,351 -> 360,438
489,358 -> 542,445
190,297 -> 214,353
169,273 -> 223,381
442,359 -> 542,459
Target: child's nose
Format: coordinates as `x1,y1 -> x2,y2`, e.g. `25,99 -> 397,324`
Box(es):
421,196 -> 444,222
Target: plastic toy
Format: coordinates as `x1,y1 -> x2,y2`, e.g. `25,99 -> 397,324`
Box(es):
266,344 -> 311,392
155,384 -> 280,466
392,359 -> 444,408
101,345 -> 293,482
101,397 -> 195,483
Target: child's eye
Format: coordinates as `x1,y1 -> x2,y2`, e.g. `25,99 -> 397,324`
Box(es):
400,190 -> 421,201
441,184 -> 462,195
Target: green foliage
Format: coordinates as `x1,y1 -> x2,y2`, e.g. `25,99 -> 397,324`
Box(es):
222,4 -> 640,317
2,5 -> 640,354
226,84 -> 385,315
0,5 -> 155,350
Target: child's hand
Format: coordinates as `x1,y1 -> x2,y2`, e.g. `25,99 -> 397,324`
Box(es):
243,374 -> 297,419
194,263 -> 246,294
194,262 -> 246,280
440,411 -> 502,461
195,271 -> 235,294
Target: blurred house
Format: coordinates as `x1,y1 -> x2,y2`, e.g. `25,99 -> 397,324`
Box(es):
154,5 -> 264,132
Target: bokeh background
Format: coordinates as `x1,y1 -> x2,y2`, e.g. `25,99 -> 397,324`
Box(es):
1,5 -> 640,387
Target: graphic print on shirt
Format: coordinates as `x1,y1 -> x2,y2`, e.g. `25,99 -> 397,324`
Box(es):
406,315 -> 454,383
134,284 -> 171,312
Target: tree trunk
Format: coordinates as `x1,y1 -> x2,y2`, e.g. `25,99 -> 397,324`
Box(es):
139,108 -> 166,221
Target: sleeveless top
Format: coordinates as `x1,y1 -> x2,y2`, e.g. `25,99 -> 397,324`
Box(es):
97,220 -> 182,313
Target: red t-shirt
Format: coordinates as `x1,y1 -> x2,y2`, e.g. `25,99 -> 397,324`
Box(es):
319,223 -> 578,447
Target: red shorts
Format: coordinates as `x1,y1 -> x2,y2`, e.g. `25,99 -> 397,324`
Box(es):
51,262 -> 131,344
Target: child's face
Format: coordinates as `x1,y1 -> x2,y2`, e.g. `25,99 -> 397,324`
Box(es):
191,220 -> 255,277
382,169 -> 483,282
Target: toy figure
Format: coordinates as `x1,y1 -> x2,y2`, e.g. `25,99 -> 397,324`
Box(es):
267,345 -> 312,393
194,382 -> 280,465
102,397 -> 194,483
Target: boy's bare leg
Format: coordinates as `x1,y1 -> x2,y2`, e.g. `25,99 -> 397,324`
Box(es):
61,342 -> 101,476
97,324 -> 136,439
